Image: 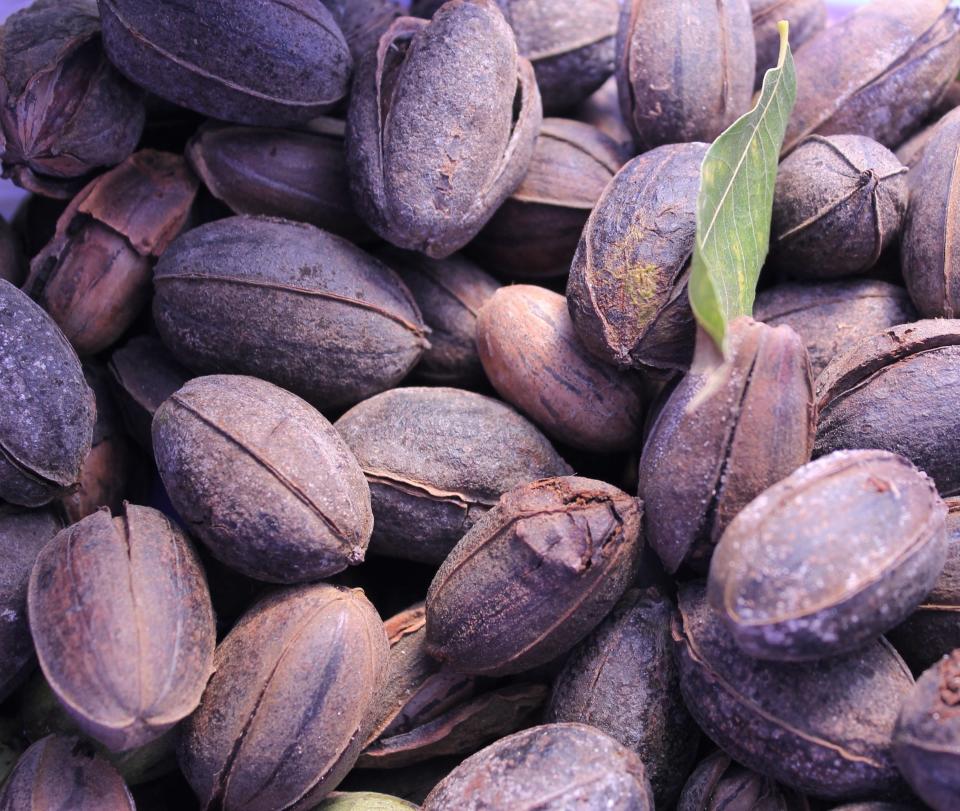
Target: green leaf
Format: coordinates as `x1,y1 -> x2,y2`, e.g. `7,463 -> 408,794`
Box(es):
688,21 -> 798,350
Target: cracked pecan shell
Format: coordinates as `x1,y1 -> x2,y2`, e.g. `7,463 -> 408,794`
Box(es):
27,505 -> 215,753
154,374 -> 373,583
345,1 -> 542,258
425,475 -> 643,676
179,584 -> 389,811
335,387 -> 571,565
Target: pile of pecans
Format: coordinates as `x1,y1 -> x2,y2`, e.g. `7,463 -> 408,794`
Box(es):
2,0 -> 960,809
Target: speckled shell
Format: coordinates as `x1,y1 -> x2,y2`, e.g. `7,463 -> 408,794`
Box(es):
709,450 -> 947,661
346,1 -> 542,259
783,0 -> 960,154
815,320 -> 960,496
98,0 -> 352,126
901,107 -> 960,318
616,0 -> 755,151
379,251 -> 500,386
674,581 -> 913,800
639,318 -> 816,574
335,387 -> 571,565
477,285 -> 645,452
423,723 -> 654,810
750,0 -> 826,89
27,505 -> 215,752
0,279 -> 95,507
471,118 -> 623,280
0,735 -> 135,811
893,650 -> 960,810
153,216 -> 428,413
567,142 -> 707,371
425,476 -> 643,676
178,584 -> 389,811
771,135 -> 908,279
677,750 -> 808,811
889,497 -> 960,674
0,506 -> 64,702
154,375 -> 373,583
546,588 -> 699,808
753,280 -> 916,377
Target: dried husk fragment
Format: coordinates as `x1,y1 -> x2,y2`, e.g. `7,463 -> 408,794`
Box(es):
335,387 -> 571,565
471,118 -> 623,279
674,582 -> 913,800
546,587 -> 699,808
815,320 -> 960,496
0,0 -> 145,198
639,318 -> 815,574
477,285 -> 645,452
783,0 -> 960,154
178,584 -> 389,811
186,120 -> 371,243
0,506 -> 64,702
616,0 -> 756,152
346,1 -> 542,258
98,0 -> 353,125
753,279 -> 916,377
709,450 -> 948,661
422,724 -> 654,810
567,142 -> 707,371
0,279 -> 94,508
24,150 -> 198,356
154,375 -> 373,583
425,476 -> 643,676
0,735 -> 135,810
678,749 -> 810,811
153,216 -> 428,413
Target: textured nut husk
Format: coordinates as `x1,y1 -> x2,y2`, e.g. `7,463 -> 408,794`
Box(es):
616,0 -> 755,152
0,279 -> 95,507
546,587 -> 699,808
422,723 -> 654,810
61,366 -> 131,523
708,450 -> 948,662
178,583 -> 390,811
0,216 -> 25,286
889,498 -> 960,673
674,581 -> 913,800
335,387 -> 571,565
379,250 -> 500,386
24,150 -> 198,356
477,285 -> 644,452
901,107 -> 960,317
892,651 -> 960,811
754,279 -> 917,377
470,118 -> 622,279
750,0 -> 826,89
153,216 -> 428,412
0,0 -> 145,199
639,318 -> 815,574
0,735 -> 134,811
783,0 -> 960,154
345,2 -> 543,259
98,0 -> 352,126
425,476 -> 643,676
27,505 -> 215,752
186,120 -> 371,243
815,320 -> 960,496
567,142 -> 707,371
0,506 -> 64,702
107,335 -> 190,456
321,0 -> 400,61
360,605 -> 546,769
494,0 -> 619,113
154,374 -> 373,583
771,135 -> 908,279
316,794 -> 418,811
677,750 -> 809,811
